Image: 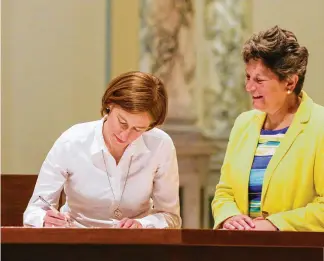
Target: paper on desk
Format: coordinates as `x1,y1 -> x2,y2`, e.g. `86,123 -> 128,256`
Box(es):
72,214 -> 119,228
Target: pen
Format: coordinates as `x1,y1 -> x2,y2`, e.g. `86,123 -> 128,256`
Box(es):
38,196 -> 61,215
38,195 -> 76,225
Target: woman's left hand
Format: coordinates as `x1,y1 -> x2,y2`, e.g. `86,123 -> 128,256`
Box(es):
252,217 -> 278,231
117,218 -> 143,228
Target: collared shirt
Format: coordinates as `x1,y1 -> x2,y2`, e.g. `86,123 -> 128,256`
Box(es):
23,118 -> 181,228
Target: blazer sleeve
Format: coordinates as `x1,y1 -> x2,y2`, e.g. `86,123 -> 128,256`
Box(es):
266,132 -> 324,231
211,113 -> 246,229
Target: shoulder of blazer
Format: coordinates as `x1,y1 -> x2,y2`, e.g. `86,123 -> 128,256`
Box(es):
310,103 -> 324,125
299,91 -> 324,130
308,103 -> 324,141
232,109 -> 265,132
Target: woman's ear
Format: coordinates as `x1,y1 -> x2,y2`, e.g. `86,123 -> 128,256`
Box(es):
286,74 -> 299,93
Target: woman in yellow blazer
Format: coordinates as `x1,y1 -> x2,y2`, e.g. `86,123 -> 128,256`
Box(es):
212,25 -> 324,231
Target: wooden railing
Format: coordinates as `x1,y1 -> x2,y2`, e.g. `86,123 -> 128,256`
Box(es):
2,228 -> 324,261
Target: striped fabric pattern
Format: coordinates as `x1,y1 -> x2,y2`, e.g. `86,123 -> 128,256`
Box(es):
248,127 -> 289,218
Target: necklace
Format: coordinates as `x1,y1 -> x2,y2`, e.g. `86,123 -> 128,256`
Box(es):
101,150 -> 132,219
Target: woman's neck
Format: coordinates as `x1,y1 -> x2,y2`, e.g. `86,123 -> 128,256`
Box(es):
263,95 -> 301,130
102,121 -> 127,165
107,146 -> 124,165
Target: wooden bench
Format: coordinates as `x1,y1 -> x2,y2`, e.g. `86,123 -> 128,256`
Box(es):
1,174 -> 65,226
1,174 -> 38,226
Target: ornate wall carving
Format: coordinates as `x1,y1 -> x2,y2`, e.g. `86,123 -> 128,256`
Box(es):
140,0 -> 197,122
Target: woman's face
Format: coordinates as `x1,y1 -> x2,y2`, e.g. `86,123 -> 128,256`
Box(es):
245,59 -> 291,114
104,106 -> 152,150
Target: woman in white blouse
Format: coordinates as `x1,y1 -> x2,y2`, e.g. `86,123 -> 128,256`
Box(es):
23,71 -> 181,229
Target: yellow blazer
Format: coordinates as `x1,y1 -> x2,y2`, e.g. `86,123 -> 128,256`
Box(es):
212,91 -> 324,231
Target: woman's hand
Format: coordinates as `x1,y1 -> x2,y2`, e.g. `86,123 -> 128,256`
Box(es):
44,210 -> 71,228
117,218 -> 143,228
222,215 -> 255,230
252,217 -> 278,231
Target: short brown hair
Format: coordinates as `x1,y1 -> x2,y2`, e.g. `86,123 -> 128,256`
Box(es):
242,25 -> 309,95
101,71 -> 168,129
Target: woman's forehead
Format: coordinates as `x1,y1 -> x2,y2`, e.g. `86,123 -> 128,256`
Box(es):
246,60 -> 276,78
113,107 -> 151,126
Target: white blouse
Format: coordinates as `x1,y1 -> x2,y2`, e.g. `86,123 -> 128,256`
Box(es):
23,118 -> 181,228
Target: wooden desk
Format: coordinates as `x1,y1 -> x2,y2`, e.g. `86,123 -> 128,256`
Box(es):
2,228 -> 324,261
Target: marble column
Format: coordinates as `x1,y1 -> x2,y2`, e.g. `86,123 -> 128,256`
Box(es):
199,0 -> 250,139
140,0 -> 197,123
200,0 -> 251,228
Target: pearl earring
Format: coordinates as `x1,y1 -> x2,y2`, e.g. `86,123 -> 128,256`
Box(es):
287,89 -> 292,94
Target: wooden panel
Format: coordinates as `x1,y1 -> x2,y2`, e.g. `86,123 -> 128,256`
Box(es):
2,228 -> 324,261
2,228 -> 324,247
1,174 -> 64,226
1,175 -> 38,226
2,244 -> 323,261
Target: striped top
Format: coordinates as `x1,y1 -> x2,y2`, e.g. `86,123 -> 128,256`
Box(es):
248,127 -> 289,218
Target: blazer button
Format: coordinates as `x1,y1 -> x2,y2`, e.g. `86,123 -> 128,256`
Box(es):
262,211 -> 269,218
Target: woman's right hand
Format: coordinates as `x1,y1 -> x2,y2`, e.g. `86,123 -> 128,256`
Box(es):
44,210 -> 70,227
222,215 -> 255,230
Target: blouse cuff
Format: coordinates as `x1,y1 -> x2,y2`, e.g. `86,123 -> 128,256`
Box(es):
135,213 -> 168,228
23,209 -> 47,228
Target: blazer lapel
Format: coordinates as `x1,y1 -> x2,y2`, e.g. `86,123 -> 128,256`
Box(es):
261,91 -> 312,204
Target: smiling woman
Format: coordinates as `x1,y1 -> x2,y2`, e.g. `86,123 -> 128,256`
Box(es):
23,71 -> 181,229
211,26 -> 324,232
